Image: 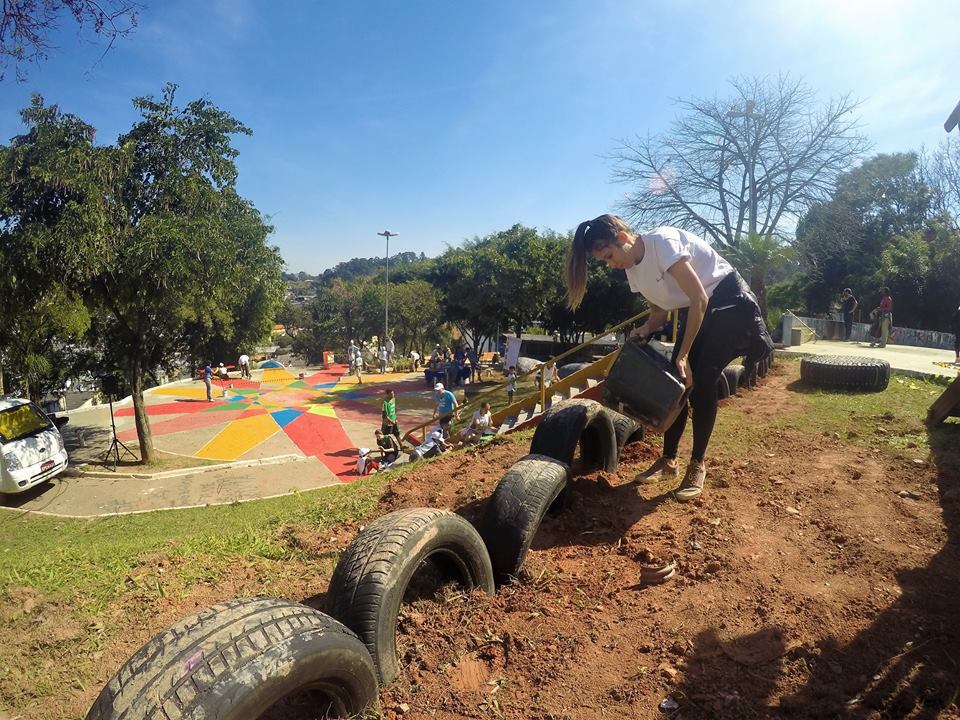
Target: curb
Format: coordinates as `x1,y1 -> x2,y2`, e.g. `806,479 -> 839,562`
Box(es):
76,453 -> 308,480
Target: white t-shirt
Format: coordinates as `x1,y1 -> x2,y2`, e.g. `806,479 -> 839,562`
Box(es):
238,354 -> 249,365
472,409 -> 492,431
624,226 -> 733,311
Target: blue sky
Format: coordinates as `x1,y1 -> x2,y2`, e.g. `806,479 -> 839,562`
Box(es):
1,0 -> 956,274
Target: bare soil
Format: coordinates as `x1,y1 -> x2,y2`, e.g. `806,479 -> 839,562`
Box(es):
8,363 -> 960,719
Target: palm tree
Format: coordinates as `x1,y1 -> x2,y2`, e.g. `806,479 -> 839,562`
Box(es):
725,233 -> 797,326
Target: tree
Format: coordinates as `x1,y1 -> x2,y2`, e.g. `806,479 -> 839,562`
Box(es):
926,136 -> 960,230
724,233 -> 798,324
0,98 -> 100,398
1,0 -> 139,81
613,75 -> 869,249
387,280 -> 441,354
795,153 -> 933,316
78,85 -> 282,462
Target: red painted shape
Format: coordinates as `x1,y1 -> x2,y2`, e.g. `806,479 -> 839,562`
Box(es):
282,412 -> 359,480
116,400 -> 233,418
237,407 -> 269,420
116,410 -> 245,442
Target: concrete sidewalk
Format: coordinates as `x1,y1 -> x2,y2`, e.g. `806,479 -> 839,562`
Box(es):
779,339 -> 958,382
0,456 -> 341,517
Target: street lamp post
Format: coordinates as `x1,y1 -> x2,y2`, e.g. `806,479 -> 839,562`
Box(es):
377,230 -> 399,346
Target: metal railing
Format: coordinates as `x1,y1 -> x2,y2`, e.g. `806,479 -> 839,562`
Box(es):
402,308 -> 651,446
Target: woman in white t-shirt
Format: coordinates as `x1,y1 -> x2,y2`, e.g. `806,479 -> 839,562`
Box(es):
565,214 -> 771,502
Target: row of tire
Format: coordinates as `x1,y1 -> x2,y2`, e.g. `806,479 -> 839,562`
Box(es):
86,360 -> 774,719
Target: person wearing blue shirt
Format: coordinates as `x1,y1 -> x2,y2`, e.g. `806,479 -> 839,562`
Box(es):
202,363 -> 213,402
432,383 -> 459,433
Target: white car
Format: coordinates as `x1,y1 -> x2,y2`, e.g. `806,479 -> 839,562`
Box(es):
0,397 -> 70,496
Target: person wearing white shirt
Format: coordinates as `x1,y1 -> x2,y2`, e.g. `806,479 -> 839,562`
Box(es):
378,346 -> 389,374
564,214 -> 771,503
237,353 -> 250,379
458,401 -> 493,446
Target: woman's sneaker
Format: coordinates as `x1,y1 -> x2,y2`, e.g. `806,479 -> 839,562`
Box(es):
675,460 -> 706,502
635,457 -> 678,484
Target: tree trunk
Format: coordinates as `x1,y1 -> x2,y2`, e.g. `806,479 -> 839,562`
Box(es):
0,365 -> 4,395
129,358 -> 153,463
750,267 -> 769,327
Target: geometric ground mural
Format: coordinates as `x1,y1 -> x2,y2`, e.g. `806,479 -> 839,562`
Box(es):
114,365 -> 433,480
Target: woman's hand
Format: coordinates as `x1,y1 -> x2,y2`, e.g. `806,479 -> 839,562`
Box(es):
629,324 -> 651,343
675,355 -> 693,389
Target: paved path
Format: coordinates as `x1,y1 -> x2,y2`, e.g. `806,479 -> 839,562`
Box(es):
2,364 -> 449,518
779,339 -> 959,382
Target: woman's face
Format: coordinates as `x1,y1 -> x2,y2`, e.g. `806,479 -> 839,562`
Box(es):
592,235 -> 636,270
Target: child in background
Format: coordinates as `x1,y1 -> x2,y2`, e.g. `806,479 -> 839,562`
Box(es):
506,366 -> 517,404
458,401 -> 493,446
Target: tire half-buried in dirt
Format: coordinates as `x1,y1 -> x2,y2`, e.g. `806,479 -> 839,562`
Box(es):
601,406 -> 645,451
799,355 -> 891,392
482,454 -> 571,585
530,398 -> 618,472
723,364 -> 745,393
327,508 -> 494,685
85,596 -> 379,720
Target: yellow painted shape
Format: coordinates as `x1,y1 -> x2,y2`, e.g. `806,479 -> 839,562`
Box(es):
196,413 -> 279,460
306,404 -> 337,417
150,386 -> 209,399
261,368 -> 297,383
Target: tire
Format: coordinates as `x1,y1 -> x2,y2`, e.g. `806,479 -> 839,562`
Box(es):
757,355 -> 769,378
481,454 -> 571,585
557,362 -> 590,379
602,407 -> 645,449
799,355 -> 890,392
716,372 -> 731,400
723,365 -> 744,393
530,398 -> 618,472
86,597 -> 378,720
327,508 -> 494,685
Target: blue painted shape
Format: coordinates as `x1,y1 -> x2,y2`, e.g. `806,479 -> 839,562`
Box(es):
313,382 -> 338,389
271,409 -> 303,428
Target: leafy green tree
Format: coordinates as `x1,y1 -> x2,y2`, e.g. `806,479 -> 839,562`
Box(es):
0,98 -> 100,398
795,153 -> 932,315
79,86 -> 282,461
387,280 -> 441,354
724,233 -> 798,324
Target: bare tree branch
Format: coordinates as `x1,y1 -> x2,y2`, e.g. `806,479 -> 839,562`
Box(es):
610,75 -> 870,247
1,0 -> 140,81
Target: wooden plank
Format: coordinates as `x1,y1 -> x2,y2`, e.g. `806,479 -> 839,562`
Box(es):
926,375 -> 960,429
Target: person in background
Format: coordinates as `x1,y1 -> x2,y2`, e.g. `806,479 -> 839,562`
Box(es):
381,388 -> 401,444
869,287 -> 894,348
217,363 -> 230,381
378,345 -> 388,374
348,340 -> 359,365
238,352 -> 251,379
432,382 -> 459,434
952,304 -> 960,364
202,362 -> 214,402
374,428 -> 401,465
410,349 -> 421,371
468,347 -> 480,383
409,425 -> 448,462
506,365 -> 517,404
458,401 -> 493,446
353,351 -> 364,384
840,288 -> 858,341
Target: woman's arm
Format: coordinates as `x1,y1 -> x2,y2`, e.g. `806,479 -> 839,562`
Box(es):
631,304 -> 670,340
666,259 -> 709,388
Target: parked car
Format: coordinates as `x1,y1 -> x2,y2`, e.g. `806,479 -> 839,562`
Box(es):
0,397 -> 70,496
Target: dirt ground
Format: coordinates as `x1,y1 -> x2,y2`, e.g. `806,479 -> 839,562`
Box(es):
367,369 -> 960,720
6,362 -> 959,719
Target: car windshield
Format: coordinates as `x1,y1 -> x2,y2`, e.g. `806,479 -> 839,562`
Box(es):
0,403 -> 52,444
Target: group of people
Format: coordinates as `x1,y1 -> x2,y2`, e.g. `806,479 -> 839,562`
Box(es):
420,344 -> 481,387
348,338 -> 397,383
838,287 -> 895,347
363,383 -> 495,472
200,354 -> 251,401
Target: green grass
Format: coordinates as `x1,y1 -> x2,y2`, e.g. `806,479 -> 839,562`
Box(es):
0,474 -> 388,611
714,358 -> 945,459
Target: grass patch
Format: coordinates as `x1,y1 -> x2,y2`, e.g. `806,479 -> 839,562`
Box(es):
0,474 -> 387,611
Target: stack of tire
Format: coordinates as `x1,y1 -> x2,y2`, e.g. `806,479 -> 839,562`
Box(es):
86,397 -> 648,718
87,367 -> 782,718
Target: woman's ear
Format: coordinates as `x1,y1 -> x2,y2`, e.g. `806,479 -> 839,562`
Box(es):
614,230 -> 631,246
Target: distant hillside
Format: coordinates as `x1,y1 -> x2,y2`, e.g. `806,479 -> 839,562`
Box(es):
316,251 -> 426,284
